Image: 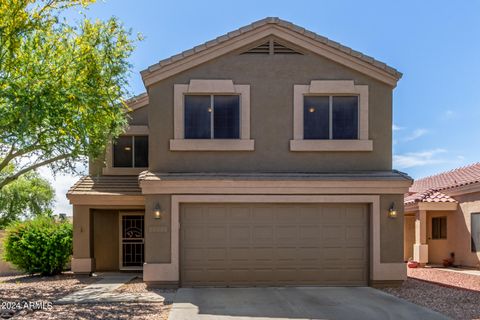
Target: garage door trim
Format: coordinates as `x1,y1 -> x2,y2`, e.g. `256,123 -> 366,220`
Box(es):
180,202 -> 369,286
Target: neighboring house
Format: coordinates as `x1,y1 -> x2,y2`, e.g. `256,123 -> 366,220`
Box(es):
404,163 -> 480,268
67,17 -> 412,287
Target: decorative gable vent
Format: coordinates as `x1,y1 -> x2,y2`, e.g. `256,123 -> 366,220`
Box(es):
242,40 -> 302,55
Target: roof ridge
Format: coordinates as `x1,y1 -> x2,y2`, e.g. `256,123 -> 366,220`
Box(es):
415,162 -> 480,182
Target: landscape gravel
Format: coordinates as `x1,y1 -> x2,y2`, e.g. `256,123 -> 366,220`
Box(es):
408,267 -> 480,291
0,273 -> 171,319
382,269 -> 480,320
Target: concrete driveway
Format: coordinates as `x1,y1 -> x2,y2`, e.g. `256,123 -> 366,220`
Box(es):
168,287 -> 449,320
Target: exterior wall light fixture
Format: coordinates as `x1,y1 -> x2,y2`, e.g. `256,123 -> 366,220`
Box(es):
154,203 -> 162,220
388,203 -> 398,218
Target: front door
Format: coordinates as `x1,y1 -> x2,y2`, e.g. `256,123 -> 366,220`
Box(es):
120,213 -> 144,269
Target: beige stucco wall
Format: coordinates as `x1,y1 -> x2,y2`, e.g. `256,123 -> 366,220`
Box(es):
450,192 -> 480,267
379,194 -> 404,263
73,206 -> 93,259
144,195 -> 171,263
404,215 -> 415,261
93,210 -> 119,271
427,211 -> 455,264
147,47 -> 393,173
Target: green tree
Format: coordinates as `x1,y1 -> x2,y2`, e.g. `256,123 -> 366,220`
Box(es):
0,0 -> 139,188
0,165 -> 54,228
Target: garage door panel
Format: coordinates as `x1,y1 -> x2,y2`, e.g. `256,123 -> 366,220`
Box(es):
181,203 -> 368,286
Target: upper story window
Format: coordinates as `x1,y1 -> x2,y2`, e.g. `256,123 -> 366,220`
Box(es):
170,79 -> 254,151
304,96 -> 358,140
291,80 -> 372,152
113,135 -> 148,168
185,95 -> 240,139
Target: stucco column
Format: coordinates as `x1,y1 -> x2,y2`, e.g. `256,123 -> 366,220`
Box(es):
71,205 -> 94,273
413,210 -> 428,264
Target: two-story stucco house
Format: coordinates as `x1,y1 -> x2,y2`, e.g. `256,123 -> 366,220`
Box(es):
67,17 -> 412,287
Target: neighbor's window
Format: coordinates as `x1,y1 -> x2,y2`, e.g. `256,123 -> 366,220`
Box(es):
304,96 -> 358,140
432,217 -> 447,239
471,213 -> 480,252
113,135 -> 148,168
184,95 -> 240,139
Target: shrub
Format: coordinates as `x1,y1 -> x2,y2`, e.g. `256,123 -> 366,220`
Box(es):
2,216 -> 72,275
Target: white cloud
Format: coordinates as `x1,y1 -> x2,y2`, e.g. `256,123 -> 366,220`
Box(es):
393,149 -> 447,169
404,128 -> 428,141
443,110 -> 457,119
392,124 -> 404,131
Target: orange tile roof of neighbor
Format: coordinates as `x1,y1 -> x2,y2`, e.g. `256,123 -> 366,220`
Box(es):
404,189 -> 457,205
409,163 -> 480,193
405,163 -> 480,204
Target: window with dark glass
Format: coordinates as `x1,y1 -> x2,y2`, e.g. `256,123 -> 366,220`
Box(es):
184,95 -> 240,139
471,213 -> 480,252
113,135 -> 148,168
432,217 -> 447,239
304,95 -> 358,140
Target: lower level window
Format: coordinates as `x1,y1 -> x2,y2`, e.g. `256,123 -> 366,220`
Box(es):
304,95 -> 358,140
432,217 -> 447,239
113,135 -> 148,167
472,213 -> 480,252
185,95 -> 240,139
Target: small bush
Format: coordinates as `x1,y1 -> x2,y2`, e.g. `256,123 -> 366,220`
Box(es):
3,216 -> 72,275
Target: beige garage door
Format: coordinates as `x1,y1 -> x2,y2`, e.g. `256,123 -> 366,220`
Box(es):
180,203 -> 369,287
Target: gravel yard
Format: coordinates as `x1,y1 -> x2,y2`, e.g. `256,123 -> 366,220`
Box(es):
382,268 -> 480,320
408,267 -> 480,291
0,273 -> 171,319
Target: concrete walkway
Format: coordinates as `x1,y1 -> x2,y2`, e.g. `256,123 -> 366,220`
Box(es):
56,274 -> 174,304
168,287 -> 449,320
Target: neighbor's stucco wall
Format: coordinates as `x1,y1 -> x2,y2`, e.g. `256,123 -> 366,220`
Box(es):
148,47 -> 393,173
404,215 -> 415,261
427,211 -> 455,264
450,191 -> 480,267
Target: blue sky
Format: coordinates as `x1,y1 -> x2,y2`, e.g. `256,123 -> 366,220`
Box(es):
48,0 -> 480,214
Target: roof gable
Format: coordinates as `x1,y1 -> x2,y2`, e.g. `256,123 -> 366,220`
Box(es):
141,17 -> 402,87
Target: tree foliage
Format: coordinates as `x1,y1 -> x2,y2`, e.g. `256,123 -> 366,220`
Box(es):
0,165 -> 54,228
0,0 -> 139,188
3,216 -> 72,275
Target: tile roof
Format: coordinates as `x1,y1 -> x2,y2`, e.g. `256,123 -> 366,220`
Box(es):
404,189 -> 457,205
141,17 -> 402,80
405,163 -> 480,205
139,170 -> 412,181
409,163 -> 480,193
67,175 -> 142,196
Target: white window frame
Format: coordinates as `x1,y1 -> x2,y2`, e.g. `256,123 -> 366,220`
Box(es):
170,79 -> 254,151
291,80 -> 372,151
